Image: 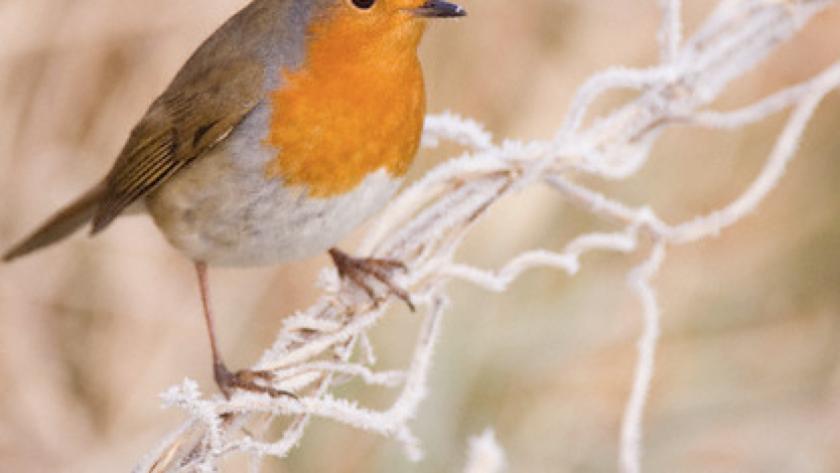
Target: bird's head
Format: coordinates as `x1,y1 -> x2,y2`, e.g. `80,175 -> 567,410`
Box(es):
308,0 -> 466,53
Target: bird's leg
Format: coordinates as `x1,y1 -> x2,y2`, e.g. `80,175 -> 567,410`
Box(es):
328,248 -> 415,311
194,262 -> 294,399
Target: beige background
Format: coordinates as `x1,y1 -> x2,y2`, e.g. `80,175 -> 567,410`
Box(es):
1,1 -> 840,471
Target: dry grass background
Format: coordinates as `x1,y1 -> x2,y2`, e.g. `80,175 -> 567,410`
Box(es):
1,0 -> 840,472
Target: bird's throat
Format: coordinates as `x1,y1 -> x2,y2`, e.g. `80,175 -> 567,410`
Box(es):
265,9 -> 426,198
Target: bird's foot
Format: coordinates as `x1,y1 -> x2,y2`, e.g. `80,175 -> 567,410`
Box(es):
328,248 -> 415,311
214,361 -> 296,399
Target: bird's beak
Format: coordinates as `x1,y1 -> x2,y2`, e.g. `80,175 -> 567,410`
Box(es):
411,0 -> 466,18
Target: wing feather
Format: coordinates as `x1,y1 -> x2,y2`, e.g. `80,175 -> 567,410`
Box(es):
91,58 -> 265,233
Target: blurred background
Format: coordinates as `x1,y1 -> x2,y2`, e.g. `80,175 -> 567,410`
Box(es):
2,1 -> 840,471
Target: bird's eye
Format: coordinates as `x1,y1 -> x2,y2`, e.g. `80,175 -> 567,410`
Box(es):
351,0 -> 375,10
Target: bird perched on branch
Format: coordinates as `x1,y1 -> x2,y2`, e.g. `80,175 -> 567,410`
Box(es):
2,0 -> 465,398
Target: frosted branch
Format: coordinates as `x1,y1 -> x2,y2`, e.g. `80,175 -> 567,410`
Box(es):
658,0 -> 683,63
620,244 -> 666,473
462,429 -> 507,473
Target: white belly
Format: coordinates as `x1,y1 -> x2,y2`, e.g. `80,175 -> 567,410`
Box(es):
145,105 -> 401,266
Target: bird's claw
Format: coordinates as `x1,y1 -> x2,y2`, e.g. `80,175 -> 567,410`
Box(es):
328,248 -> 415,311
214,361 -> 296,399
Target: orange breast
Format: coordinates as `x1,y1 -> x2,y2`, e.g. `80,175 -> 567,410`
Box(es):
265,9 -> 426,198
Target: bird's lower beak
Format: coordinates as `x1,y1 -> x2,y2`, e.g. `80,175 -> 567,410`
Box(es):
411,0 -> 466,18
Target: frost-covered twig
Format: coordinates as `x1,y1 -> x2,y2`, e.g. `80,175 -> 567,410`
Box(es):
462,429 -> 506,473
620,244 -> 666,473
135,1 -> 840,472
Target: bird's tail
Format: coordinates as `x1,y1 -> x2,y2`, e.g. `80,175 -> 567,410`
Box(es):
3,183 -> 107,262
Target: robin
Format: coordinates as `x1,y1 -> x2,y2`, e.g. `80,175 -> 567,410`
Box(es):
2,0 -> 465,398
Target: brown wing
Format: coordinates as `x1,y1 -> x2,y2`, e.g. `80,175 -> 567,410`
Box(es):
91,58 -> 265,233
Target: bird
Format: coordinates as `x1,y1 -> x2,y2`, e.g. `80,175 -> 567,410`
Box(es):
2,0 -> 465,398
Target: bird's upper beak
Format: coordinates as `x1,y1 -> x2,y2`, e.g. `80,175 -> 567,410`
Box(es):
411,0 -> 466,18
